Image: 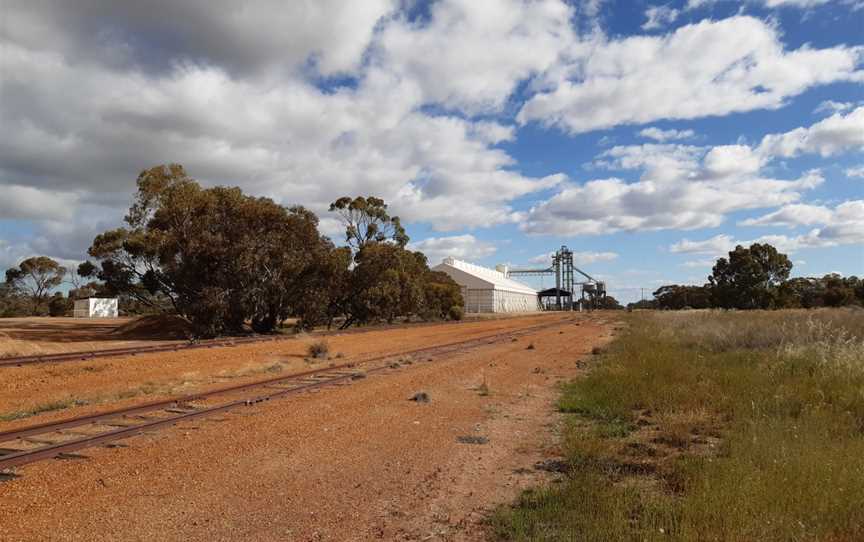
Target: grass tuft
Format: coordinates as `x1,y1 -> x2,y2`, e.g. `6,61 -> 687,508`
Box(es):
307,340 -> 330,360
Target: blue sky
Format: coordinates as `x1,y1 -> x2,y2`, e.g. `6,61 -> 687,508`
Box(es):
0,0 -> 862,303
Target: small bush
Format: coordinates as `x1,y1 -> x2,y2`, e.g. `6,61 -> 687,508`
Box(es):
448,305 -> 464,321
307,340 -> 330,359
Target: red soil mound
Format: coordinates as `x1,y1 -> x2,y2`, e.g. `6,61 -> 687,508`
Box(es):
111,314 -> 193,340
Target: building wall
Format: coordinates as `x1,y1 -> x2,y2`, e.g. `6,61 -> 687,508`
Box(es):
74,298 -> 118,318
462,288 -> 538,313
493,289 -> 539,313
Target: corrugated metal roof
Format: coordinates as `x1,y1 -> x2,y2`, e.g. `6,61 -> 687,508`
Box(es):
434,258 -> 537,295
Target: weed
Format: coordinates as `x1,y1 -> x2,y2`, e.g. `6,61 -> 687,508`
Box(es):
0,398 -> 90,422
476,378 -> 490,397
494,309 -> 864,541
307,340 -> 330,360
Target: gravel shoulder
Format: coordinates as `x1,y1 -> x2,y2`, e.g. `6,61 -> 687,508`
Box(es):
0,313 -> 617,541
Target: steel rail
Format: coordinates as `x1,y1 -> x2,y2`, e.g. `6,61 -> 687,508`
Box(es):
0,335 -> 285,367
0,318 -> 569,471
0,315 -> 565,368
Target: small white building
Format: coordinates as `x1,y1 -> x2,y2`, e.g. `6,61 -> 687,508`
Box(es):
73,298 -> 119,318
433,257 -> 539,313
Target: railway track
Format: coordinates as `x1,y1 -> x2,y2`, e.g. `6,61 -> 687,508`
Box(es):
0,318 -> 570,475
0,335 -> 288,368
0,315 -> 563,368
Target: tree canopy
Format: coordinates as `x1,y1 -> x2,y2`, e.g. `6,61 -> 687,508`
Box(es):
329,196 -> 408,253
709,243 -> 792,309
4,256 -> 67,314
76,164 -> 464,336
630,243 -> 862,311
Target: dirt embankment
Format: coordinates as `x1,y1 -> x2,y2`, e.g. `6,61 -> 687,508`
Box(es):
0,314 -> 618,541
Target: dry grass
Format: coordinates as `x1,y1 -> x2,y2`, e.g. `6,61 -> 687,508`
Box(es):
492,309 -> 864,541
307,340 -> 330,360
0,332 -> 48,358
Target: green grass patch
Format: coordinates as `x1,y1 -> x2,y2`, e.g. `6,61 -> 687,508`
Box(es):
0,398 -> 90,422
493,309 -> 864,541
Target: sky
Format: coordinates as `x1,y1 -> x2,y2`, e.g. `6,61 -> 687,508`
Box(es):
0,0 -> 862,303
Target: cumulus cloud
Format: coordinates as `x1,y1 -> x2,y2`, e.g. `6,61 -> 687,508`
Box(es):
846,165 -> 864,178
758,106 -> 864,158
0,186 -> 78,221
2,1 -> 397,78
814,100 -> 857,116
642,5 -> 680,30
670,234 -> 736,255
638,127 -> 695,142
745,201 -> 864,246
674,200 -> 864,255
408,234 -> 497,264
687,0 -> 833,9
521,139 -> 822,236
518,16 -> 863,133
739,203 -> 834,227
681,259 -> 717,268
376,0 -> 576,113
523,103 -> 864,237
0,0 -> 569,253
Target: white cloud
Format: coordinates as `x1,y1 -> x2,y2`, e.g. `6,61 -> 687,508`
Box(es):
670,234 -> 735,255
739,203 -> 834,227
642,5 -> 680,30
681,259 -> 717,268
814,100 -> 856,116
687,0 -> 832,8
675,200 -> 864,255
0,185 -> 78,221
638,127 -> 695,142
761,0 -> 831,6
518,16 -> 863,133
846,165 -> 864,178
522,138 -> 822,235
408,234 -> 497,264
3,1 -> 397,78
758,106 -> 864,158
376,0 -> 576,113
0,2 -> 570,248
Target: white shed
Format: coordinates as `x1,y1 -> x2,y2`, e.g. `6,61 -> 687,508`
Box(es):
433,257 -> 539,313
73,298 -> 118,318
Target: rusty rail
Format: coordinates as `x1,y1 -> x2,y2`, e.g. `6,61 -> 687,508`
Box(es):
0,318 -> 570,472
0,315 -> 566,368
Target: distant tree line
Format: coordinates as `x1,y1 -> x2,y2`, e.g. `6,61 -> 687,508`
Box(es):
3,165 -> 463,336
628,243 -> 864,311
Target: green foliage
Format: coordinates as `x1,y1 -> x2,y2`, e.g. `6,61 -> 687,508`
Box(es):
593,295 -> 624,310
88,164 -> 338,337
494,309 -> 864,541
4,256 -> 67,315
83,166 -> 464,335
48,293 -> 71,317
709,243 -> 792,309
633,244 -> 861,311
328,195 -> 408,252
0,282 -> 29,317
422,270 -> 464,320
652,284 -> 711,310
448,304 -> 464,321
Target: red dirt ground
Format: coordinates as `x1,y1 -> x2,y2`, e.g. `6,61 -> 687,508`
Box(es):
0,312 -> 618,541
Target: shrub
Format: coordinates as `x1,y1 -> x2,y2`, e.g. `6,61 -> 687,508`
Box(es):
307,340 -> 330,359
448,305 -> 464,321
